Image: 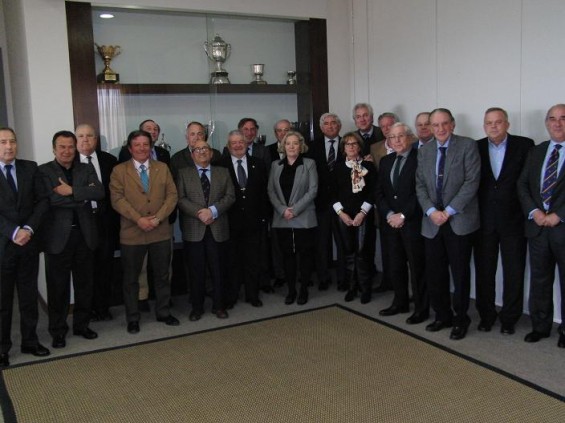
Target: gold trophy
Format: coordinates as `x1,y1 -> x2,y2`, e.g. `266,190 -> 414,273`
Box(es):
95,44 -> 121,83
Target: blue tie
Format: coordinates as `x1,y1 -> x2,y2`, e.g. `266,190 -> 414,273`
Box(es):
140,164 -> 149,193
4,164 -> 17,195
541,144 -> 562,207
436,147 -> 447,210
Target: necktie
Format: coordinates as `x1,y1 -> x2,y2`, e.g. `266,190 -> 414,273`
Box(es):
139,164 -> 149,193
436,146 -> 447,210
237,159 -> 247,188
86,156 -> 98,212
328,139 -> 336,171
392,155 -> 403,191
541,144 -> 562,207
362,133 -> 370,141
4,164 -> 17,195
201,168 -> 210,204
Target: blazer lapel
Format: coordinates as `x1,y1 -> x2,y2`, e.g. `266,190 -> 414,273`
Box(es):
126,161 -> 144,191
289,162 -> 304,205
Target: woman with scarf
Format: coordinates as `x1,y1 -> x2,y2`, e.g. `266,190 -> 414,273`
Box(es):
332,132 -> 377,304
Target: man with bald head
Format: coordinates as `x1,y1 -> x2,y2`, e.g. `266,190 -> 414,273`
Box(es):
75,124 -> 118,322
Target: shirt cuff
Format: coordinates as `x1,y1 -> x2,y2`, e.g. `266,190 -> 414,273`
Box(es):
445,206 -> 457,216
11,226 -> 20,242
528,208 -> 539,220
426,207 -> 437,216
361,202 -> 373,213
23,225 -> 34,235
210,205 -> 219,220
332,202 -> 344,213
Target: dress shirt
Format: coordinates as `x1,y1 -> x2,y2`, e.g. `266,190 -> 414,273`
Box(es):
487,137 -> 507,180
79,152 -> 102,182
528,140 -> 565,217
360,128 -> 373,139
196,165 -> 218,219
390,151 -> 409,184
231,155 -> 248,185
324,137 -> 338,160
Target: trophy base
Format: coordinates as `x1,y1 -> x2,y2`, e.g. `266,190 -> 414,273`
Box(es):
287,80 -> 297,85
210,71 -> 230,84
250,80 -> 268,85
97,73 -> 120,84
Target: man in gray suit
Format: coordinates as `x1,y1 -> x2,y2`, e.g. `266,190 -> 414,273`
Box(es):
177,140 -> 235,321
416,108 -> 480,340
39,131 -> 104,348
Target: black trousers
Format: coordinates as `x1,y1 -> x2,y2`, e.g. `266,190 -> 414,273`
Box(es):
383,224 -> 428,313
121,239 -> 171,323
227,227 -> 262,304
334,218 -> 375,295
1,240 -> 41,352
474,231 -> 526,326
184,228 -> 227,313
92,213 -> 116,314
45,228 -> 94,337
277,228 -> 316,294
315,207 -> 343,284
424,224 -> 473,326
527,226 -> 565,334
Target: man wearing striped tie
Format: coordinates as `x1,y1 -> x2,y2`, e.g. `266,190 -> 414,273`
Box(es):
518,104 -> 565,348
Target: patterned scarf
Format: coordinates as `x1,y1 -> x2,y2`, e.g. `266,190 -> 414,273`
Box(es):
346,159 -> 368,193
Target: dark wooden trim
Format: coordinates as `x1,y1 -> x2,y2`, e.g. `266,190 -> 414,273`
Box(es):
66,1 -> 100,134
118,84 -> 297,95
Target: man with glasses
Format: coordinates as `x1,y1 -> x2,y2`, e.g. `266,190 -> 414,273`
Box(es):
177,140 -> 235,321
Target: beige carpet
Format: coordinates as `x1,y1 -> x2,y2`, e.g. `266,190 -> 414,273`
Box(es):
1,306 -> 564,422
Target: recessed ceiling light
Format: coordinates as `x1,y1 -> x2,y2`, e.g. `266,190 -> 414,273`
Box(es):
100,13 -> 114,19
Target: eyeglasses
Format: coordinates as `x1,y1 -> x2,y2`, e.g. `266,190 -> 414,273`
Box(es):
344,142 -> 359,147
275,128 -> 290,133
387,134 -> 408,141
193,147 -> 210,153
188,131 -> 206,137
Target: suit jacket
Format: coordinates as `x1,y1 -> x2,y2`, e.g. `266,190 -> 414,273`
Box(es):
370,140 -> 391,170
170,147 -> 222,181
267,142 -> 282,163
357,125 -> 385,156
38,160 -> 104,254
415,134 -> 480,238
517,140 -> 565,238
218,155 -> 269,232
0,160 -> 49,258
375,148 -> 423,233
268,156 -> 318,229
477,134 -> 534,236
307,137 -> 343,210
222,143 -> 271,169
176,165 -> 235,243
119,145 -> 170,165
110,159 -> 177,245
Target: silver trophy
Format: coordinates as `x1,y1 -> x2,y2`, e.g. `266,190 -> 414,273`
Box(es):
250,64 -> 267,85
287,70 -> 297,85
155,133 -> 171,152
204,120 -> 215,141
203,34 -> 231,84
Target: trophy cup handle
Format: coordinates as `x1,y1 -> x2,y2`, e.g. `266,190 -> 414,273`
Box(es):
114,46 -> 122,56
225,43 -> 232,60
203,41 -> 210,58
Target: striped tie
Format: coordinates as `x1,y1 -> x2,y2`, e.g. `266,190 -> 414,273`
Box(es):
541,144 -> 562,207
328,139 -> 336,171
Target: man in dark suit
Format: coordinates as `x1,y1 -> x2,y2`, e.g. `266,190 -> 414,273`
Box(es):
119,119 -> 170,313
237,117 -> 271,168
170,121 -> 222,181
474,108 -> 534,335
517,103 -> 565,348
376,123 -> 428,324
177,140 -> 235,321
39,131 -> 104,348
416,108 -> 480,340
118,119 -> 170,165
268,119 -> 291,164
0,127 -> 50,367
75,124 -> 118,322
308,112 -> 344,290
110,130 -> 179,334
353,103 -> 385,158
220,130 -> 269,308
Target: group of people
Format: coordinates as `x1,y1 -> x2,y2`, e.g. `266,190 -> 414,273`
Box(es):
1,103 -> 565,367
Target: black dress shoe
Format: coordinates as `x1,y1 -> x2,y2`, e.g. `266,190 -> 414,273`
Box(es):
360,293 -> 372,304
0,353 -> 9,368
558,334 -> 565,348
426,320 -> 452,332
344,290 -> 356,302
379,305 -> 409,316
215,309 -> 229,319
318,280 -> 330,291
406,312 -> 429,325
138,299 -> 150,312
297,289 -> 309,305
477,320 -> 493,332
157,315 -> 180,326
500,323 -> 515,335
52,335 -> 66,349
189,311 -> 202,322
127,321 -> 140,334
450,324 -> 469,340
285,292 -> 296,305
524,331 -> 550,343
250,299 -> 263,307
21,343 -> 50,357
73,327 -> 98,340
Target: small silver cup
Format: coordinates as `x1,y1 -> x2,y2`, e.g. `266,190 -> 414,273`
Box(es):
250,64 -> 267,85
